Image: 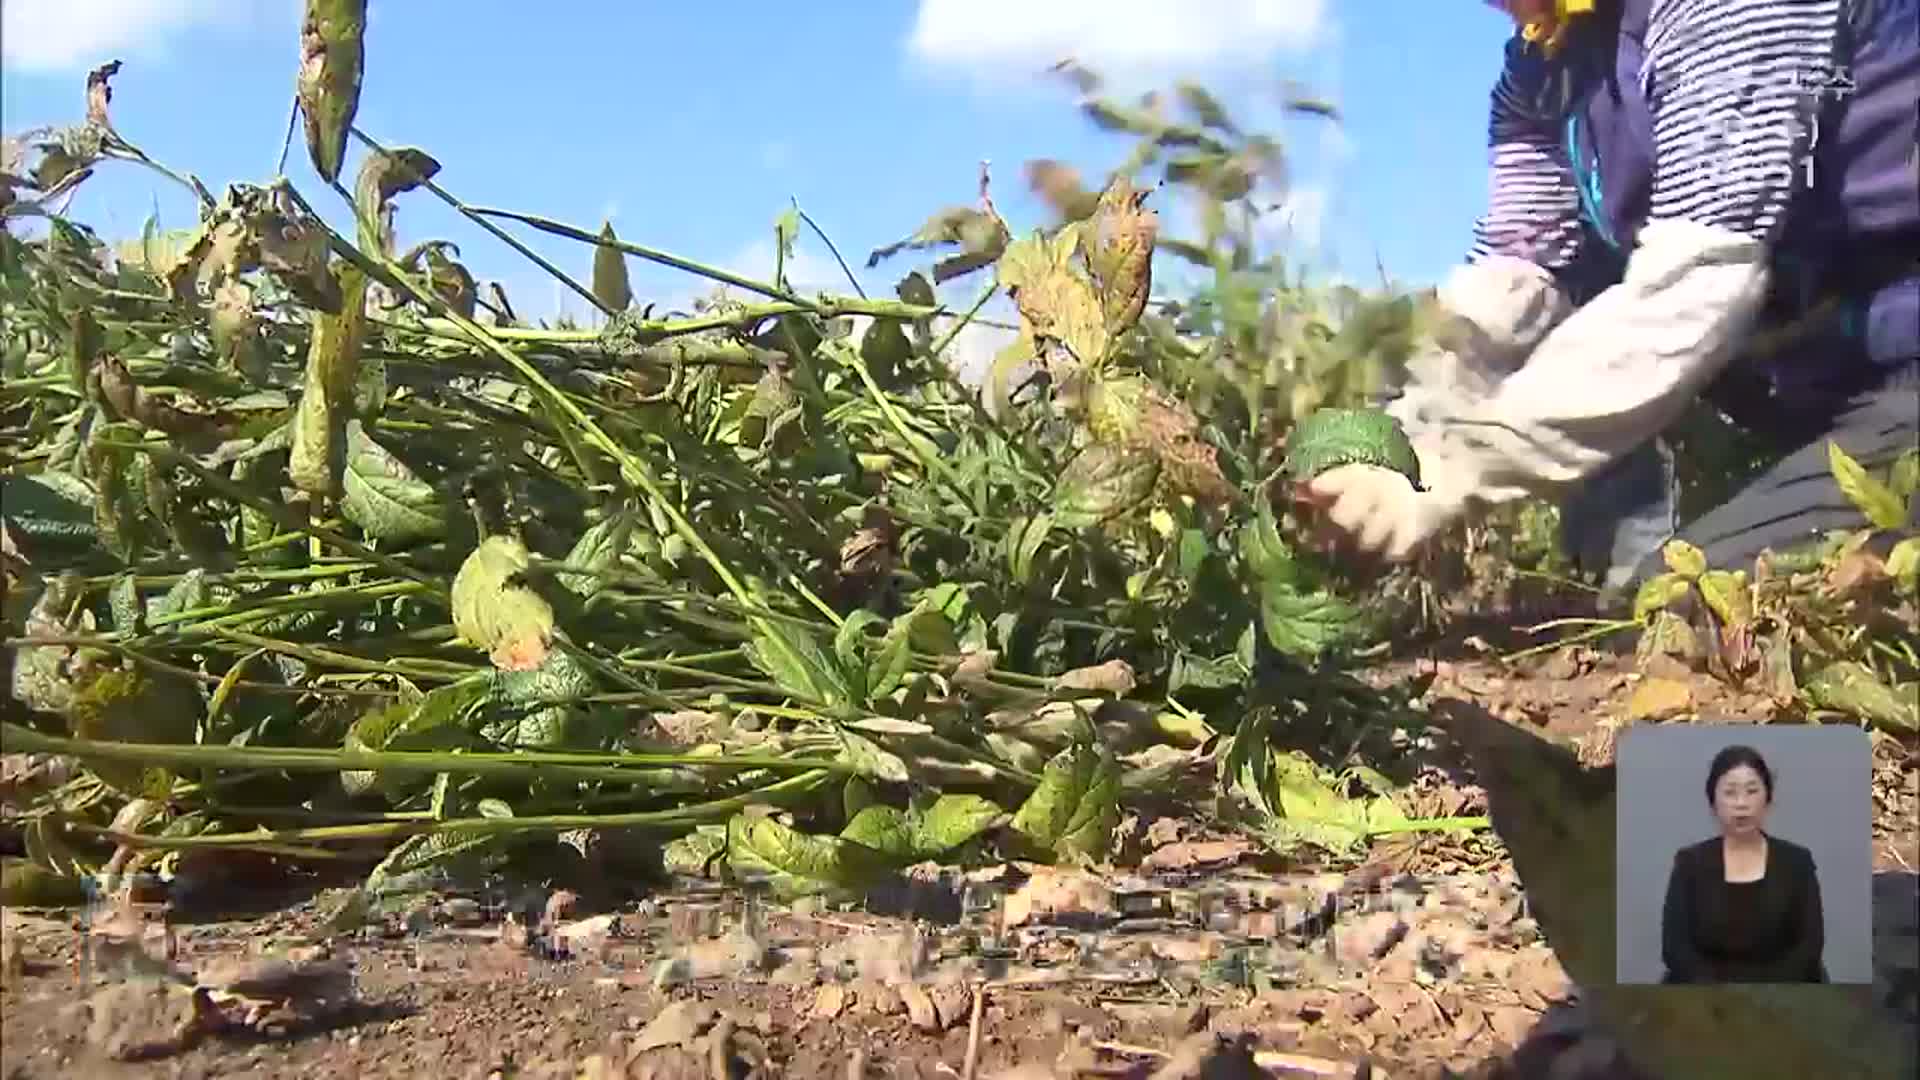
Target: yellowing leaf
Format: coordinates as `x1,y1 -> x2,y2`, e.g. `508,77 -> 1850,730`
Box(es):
591,219 -> 632,313
1632,572 -> 1691,622
1661,539 -> 1707,580
450,536 -> 555,671
1695,569 -> 1751,627
1625,677 -> 1694,722
1885,537 -> 1920,594
1827,440 -> 1907,531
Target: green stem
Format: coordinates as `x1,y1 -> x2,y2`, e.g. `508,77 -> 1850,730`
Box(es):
0,722 -> 854,781
71,767 -> 838,850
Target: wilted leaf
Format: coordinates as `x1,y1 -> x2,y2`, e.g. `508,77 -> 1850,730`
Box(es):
1636,610 -> 1699,665
298,0 -> 368,183
450,536 -> 555,672
1023,159 -> 1098,222
288,262 -> 368,496
85,60 -> 122,128
353,146 -> 439,253
1083,176 -> 1157,335
866,205 -> 1009,283
1803,661 -> 1917,732
662,826 -> 727,877
592,219 -> 632,313
1009,741 -> 1120,863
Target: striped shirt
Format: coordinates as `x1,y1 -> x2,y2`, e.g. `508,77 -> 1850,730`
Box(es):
1467,0 -> 1842,271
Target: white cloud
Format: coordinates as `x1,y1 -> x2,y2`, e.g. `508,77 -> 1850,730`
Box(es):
1267,183 -> 1328,253
906,0 -> 1328,78
722,237 -> 854,295
1,0 -> 270,74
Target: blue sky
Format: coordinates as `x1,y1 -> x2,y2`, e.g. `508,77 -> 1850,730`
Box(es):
3,2 -> 1517,368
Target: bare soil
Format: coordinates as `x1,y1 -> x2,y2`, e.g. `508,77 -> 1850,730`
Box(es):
4,650 -> 1916,1079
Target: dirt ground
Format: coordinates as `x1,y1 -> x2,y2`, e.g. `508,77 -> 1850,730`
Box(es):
3,648 -> 1916,1080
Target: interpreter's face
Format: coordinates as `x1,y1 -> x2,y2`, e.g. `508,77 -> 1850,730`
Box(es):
1711,765 -> 1770,838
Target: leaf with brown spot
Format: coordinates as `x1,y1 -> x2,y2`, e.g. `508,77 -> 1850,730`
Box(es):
297,0 -> 367,183
1083,175 -> 1157,335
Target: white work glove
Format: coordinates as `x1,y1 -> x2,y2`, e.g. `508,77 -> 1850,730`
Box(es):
1302,438 -> 1476,562
1306,219 -> 1770,564
1304,255 -> 1572,563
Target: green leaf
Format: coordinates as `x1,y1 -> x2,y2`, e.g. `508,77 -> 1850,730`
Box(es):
839,805 -> 915,858
1009,741 -> 1120,863
557,513 -> 635,599
913,794 -> 1003,855
1170,651 -> 1245,692
1241,499 -> 1300,586
488,647 -> 596,748
1055,443 -> 1159,530
340,420 -> 446,543
725,812 -> 880,897
842,777 -> 877,823
1005,512 -> 1054,587
450,536 -> 556,671
474,798 -> 514,819
341,679 -> 487,797
744,624 -> 849,708
837,728 -> 909,784
1258,581 -> 1362,662
867,614 -> 915,701
152,569 -> 209,621
1827,440 -> 1907,531
833,610 -> 886,704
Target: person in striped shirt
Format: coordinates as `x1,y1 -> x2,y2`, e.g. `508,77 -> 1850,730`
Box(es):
1302,0 -> 1918,595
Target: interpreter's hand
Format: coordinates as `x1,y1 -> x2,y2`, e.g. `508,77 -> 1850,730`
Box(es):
1295,462 -> 1467,563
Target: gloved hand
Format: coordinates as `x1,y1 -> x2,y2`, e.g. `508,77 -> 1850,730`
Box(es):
1302,460 -> 1471,562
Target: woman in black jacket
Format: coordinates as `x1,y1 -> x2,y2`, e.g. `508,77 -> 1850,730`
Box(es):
1660,744 -> 1827,984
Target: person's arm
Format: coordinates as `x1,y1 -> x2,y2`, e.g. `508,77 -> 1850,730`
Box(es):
1772,846 -> 1827,981
1660,845 -> 1711,982
1405,0 -> 1841,509
1389,35 -> 1587,440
